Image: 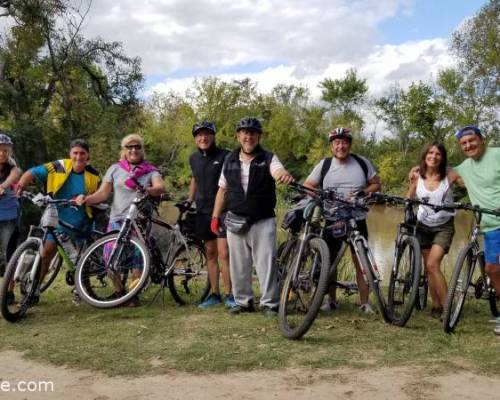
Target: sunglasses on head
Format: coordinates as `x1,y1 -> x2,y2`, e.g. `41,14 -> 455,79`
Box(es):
125,144 -> 142,150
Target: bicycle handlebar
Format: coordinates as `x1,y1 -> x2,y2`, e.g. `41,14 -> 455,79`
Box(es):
21,191 -> 77,208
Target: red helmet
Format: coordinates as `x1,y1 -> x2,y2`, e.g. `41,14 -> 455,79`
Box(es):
328,127 -> 352,142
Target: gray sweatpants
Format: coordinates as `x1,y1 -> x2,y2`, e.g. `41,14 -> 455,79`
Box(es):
227,217 -> 279,309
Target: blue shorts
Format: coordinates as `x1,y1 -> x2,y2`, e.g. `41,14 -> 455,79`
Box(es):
484,228 -> 500,264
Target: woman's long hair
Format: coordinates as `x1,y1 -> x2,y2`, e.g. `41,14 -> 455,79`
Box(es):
419,141 -> 447,180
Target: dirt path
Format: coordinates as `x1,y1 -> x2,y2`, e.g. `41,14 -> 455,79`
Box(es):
0,351 -> 498,400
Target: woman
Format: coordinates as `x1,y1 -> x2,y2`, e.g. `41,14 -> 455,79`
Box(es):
0,133 -> 21,277
77,134 -> 165,306
407,142 -> 459,318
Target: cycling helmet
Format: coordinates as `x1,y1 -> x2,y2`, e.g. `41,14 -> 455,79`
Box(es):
236,117 -> 263,134
455,125 -> 482,140
328,127 -> 352,142
192,121 -> 216,136
0,133 -> 13,146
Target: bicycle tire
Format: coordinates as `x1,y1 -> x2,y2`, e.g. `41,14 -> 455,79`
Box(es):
278,237 -> 331,340
355,240 -> 390,322
75,233 -> 150,308
387,236 -> 421,326
442,244 -> 475,333
167,241 -> 209,305
0,239 -> 42,322
39,253 -> 63,293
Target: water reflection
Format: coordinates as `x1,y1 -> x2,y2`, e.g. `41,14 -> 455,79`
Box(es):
367,205 -> 475,280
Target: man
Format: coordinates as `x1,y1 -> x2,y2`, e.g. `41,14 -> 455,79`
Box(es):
453,125 -> 500,335
15,139 -> 100,304
211,117 -> 294,317
303,127 -> 381,314
187,121 -> 234,308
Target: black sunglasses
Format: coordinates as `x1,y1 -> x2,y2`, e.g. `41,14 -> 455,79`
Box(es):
124,144 -> 142,150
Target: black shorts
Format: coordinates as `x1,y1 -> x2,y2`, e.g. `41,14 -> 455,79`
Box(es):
195,213 -> 227,242
323,219 -> 369,259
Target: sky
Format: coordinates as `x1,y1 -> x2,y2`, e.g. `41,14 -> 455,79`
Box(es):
2,0 -> 489,100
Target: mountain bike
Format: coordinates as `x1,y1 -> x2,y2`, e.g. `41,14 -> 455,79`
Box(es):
441,203 -> 500,333
0,192 -> 104,322
75,190 -> 209,308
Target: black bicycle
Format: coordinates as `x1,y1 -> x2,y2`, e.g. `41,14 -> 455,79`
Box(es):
75,190 -> 209,308
0,192 -> 104,322
441,203 -> 500,333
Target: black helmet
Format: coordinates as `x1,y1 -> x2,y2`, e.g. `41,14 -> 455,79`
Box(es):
192,121 -> 216,136
328,127 -> 352,142
236,117 -> 262,134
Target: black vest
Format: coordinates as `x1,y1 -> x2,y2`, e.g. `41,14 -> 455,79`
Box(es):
223,145 -> 276,221
189,144 -> 229,214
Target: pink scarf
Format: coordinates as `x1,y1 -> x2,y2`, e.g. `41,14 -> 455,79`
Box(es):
118,159 -> 158,190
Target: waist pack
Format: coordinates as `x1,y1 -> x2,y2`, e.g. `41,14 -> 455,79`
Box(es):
225,211 -> 251,234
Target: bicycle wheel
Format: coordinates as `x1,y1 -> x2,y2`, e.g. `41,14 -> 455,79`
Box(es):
75,233 -> 150,308
355,240 -> 390,322
167,241 -> 209,305
387,236 -> 421,327
278,237 -> 331,340
39,253 -> 63,293
442,244 -> 475,333
0,239 -> 42,322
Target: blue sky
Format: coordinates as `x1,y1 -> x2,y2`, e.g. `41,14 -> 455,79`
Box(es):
379,0 -> 488,44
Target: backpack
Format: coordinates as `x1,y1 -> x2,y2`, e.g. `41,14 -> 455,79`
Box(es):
318,154 -> 369,188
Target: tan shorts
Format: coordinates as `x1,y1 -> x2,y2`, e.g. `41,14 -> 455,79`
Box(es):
416,219 -> 455,253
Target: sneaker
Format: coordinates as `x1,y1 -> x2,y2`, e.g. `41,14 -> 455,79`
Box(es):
488,316 -> 500,324
262,306 -> 278,318
125,295 -> 141,308
198,293 -> 222,309
430,307 -> 444,320
359,303 -> 374,315
71,289 -> 82,306
5,291 -> 15,306
225,293 -> 237,309
229,302 -> 255,315
494,324 -> 500,336
320,302 -> 339,314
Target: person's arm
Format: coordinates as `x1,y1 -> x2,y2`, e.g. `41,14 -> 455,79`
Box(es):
0,166 -> 21,196
406,170 -> 418,199
187,177 -> 196,203
146,175 -> 166,197
212,187 -> 226,219
447,167 -> 465,188
15,169 -> 35,195
364,175 -> 381,194
273,168 -> 295,184
75,182 -> 113,206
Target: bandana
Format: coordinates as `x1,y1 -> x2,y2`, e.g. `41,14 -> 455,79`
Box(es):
118,159 -> 158,190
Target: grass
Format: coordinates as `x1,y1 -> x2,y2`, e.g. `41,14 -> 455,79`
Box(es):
1,274 -> 500,377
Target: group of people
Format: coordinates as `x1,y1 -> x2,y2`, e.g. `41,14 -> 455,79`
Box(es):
0,120 -> 499,333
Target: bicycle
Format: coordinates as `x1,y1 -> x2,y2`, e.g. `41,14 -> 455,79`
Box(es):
75,190 -> 209,308
441,203 -> 500,333
278,184 -> 390,340
0,192 -> 104,322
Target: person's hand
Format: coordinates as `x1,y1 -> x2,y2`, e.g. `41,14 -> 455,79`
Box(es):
14,182 -> 24,197
210,217 -> 220,234
408,166 -> 420,181
277,172 -> 295,185
0,186 -> 5,197
74,194 -> 86,207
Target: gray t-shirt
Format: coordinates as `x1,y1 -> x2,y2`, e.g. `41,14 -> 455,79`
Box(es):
306,155 -> 377,219
103,163 -> 161,222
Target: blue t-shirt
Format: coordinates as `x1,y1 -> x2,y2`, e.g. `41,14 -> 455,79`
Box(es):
30,165 -> 89,234
0,187 -> 19,222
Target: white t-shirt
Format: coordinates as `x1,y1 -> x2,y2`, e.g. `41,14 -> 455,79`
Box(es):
416,176 -> 455,226
218,153 -> 284,193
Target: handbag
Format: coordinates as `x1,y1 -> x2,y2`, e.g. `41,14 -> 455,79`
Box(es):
225,211 -> 251,234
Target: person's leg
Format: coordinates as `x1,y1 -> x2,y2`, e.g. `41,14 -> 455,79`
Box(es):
249,218 -> 279,310
484,229 -> 500,296
352,254 -> 370,305
421,248 -> 439,307
204,238 -> 220,294
424,245 -> 448,309
0,219 -> 16,275
40,240 -> 58,287
217,238 -> 232,295
227,230 -> 254,308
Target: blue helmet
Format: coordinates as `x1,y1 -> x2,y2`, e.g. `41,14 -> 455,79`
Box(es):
455,125 -> 482,140
192,121 -> 216,136
236,117 -> 263,134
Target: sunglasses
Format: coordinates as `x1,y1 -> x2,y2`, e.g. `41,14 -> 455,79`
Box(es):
124,144 -> 142,150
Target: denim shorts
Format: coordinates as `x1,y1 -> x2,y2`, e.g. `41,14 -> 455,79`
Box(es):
484,228 -> 500,264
